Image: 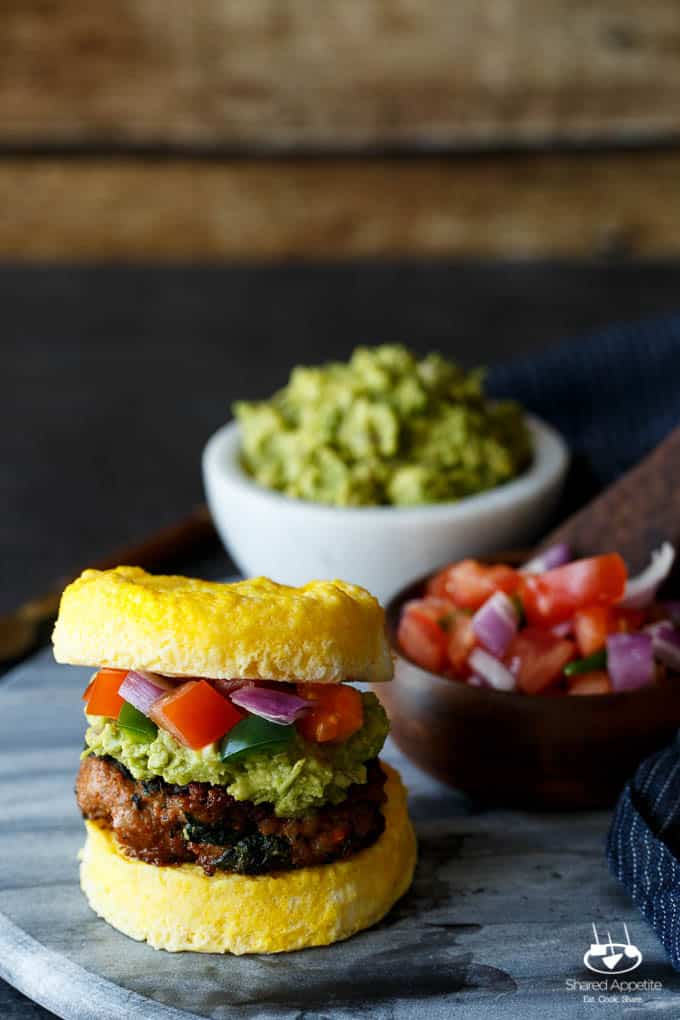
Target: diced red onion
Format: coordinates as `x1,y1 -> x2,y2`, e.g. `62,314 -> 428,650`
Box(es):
521,543 -> 571,574
644,621 -> 673,639
467,674 -> 491,689
551,620 -> 573,638
618,542 -> 676,610
472,592 -> 518,658
229,686 -> 311,725
659,601 -> 680,627
646,622 -> 680,672
119,670 -> 177,716
506,654 -> 521,678
606,633 -> 654,692
211,678 -> 255,697
211,678 -> 297,698
468,648 -> 517,692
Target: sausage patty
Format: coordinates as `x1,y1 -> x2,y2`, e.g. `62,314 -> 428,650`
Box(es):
76,754 -> 386,875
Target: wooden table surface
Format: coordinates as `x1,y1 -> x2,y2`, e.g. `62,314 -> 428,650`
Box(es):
3,259 -> 680,1017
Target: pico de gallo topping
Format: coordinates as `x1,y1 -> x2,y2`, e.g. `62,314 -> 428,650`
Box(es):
82,668 -> 364,751
398,543 -> 678,695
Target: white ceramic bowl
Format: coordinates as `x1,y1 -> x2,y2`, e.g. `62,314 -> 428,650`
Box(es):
202,416 -> 569,603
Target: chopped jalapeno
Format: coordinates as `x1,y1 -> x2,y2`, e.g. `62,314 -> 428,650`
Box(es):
118,702 -> 158,741
220,716 -> 295,763
511,593 -> 526,628
564,648 -> 607,677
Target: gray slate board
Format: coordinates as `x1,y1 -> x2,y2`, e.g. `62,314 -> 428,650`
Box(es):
1,648 -> 680,1019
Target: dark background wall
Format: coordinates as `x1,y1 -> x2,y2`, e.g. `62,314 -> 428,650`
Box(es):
4,260 -> 680,614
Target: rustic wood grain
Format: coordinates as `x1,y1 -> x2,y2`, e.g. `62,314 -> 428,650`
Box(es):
2,0 -> 680,150
3,152 -> 680,259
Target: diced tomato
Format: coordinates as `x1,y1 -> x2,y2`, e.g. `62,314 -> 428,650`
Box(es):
296,683 -> 364,743
506,629 -> 576,695
567,671 -> 612,696
397,598 -> 452,673
84,668 -> 128,718
573,606 -> 612,657
520,554 -> 627,626
611,608 -> 647,633
150,680 -> 243,750
446,613 -> 477,675
426,568 -> 457,602
428,560 -> 520,611
573,604 -> 646,657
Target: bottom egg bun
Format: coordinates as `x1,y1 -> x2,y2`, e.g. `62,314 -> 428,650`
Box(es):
79,762 -> 416,954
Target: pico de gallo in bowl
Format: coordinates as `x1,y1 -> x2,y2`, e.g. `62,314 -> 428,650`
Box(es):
380,542 -> 680,807
397,543 -> 679,696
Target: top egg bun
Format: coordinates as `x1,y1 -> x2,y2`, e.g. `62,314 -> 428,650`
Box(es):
52,566 -> 394,683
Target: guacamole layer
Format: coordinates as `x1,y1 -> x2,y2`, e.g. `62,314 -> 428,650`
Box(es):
235,344 -> 531,507
83,692 -> 389,817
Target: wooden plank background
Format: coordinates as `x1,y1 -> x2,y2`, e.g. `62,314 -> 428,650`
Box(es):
3,0 -> 680,150
2,152 -> 680,261
2,1 -> 680,260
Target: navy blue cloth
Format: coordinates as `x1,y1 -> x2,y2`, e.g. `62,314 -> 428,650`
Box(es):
488,313 -> 680,489
608,741 -> 680,969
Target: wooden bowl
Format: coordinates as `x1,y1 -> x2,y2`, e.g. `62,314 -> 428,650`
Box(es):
379,567 -> 680,809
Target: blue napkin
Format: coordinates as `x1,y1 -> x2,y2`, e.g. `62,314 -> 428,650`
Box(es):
607,742 -> 680,969
487,314 -> 680,510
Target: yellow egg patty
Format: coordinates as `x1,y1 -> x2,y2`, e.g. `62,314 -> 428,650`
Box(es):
53,566 -> 393,683
79,762 -> 416,954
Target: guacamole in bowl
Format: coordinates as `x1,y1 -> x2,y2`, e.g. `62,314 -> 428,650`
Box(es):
234,345 -> 531,508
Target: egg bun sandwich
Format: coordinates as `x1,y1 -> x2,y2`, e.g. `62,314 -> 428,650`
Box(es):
52,567 -> 416,954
